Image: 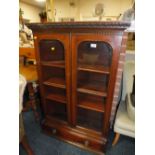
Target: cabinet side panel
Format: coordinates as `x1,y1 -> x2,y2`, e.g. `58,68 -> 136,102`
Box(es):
110,32 -> 128,125
103,31 -> 123,136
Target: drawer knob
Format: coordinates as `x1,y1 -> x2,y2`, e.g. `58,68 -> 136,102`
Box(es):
84,140 -> 89,146
51,47 -> 55,51
52,129 -> 57,134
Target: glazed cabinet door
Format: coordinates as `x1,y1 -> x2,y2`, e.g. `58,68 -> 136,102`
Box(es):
71,33 -> 122,135
34,34 -> 71,124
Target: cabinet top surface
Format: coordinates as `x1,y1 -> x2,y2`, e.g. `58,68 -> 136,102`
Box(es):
27,21 -> 130,32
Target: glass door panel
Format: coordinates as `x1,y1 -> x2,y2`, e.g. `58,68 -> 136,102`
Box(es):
39,40 -> 65,67
77,108 -> 103,132
39,39 -> 68,122
46,100 -> 67,122
78,41 -> 112,67
76,41 -> 113,131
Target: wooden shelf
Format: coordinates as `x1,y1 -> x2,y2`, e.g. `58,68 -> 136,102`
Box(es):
41,61 -> 65,68
46,93 -> 66,104
78,64 -> 110,74
46,112 -> 67,123
78,98 -> 105,113
43,77 -> 66,89
77,82 -> 107,97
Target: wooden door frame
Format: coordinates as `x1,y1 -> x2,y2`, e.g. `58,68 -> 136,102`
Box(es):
33,33 -> 72,124
71,33 -> 122,136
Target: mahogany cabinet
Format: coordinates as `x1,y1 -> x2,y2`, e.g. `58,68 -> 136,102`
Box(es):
27,22 -> 130,154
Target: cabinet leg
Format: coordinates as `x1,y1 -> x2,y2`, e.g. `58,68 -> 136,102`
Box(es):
112,132 -> 120,146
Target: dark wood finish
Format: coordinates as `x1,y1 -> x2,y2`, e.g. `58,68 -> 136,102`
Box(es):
103,31 -> 128,137
41,61 -> 65,68
78,96 -> 105,113
71,34 -> 113,128
43,77 -> 66,89
77,83 -> 107,97
77,108 -> 103,132
78,64 -> 110,74
28,21 -> 130,153
27,21 -> 130,32
46,100 -> 67,122
33,33 -> 72,124
26,83 -> 39,121
46,93 -> 66,104
42,116 -> 106,153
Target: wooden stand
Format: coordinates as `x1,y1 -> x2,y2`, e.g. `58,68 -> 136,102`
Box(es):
21,135 -> 35,155
27,21 -> 130,153
19,65 -> 39,121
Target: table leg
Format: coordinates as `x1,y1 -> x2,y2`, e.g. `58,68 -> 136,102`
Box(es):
27,83 -> 39,121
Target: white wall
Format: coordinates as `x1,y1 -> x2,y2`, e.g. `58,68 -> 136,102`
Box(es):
49,0 -> 133,21
54,0 -> 79,21
19,2 -> 43,23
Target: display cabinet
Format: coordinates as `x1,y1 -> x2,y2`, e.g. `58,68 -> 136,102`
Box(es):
28,22 -> 130,153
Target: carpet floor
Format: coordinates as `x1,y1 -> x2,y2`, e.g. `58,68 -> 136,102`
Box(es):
19,111 -> 135,155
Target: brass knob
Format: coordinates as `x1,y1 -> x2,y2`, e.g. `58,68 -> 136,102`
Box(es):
52,129 -> 57,134
84,140 -> 89,146
33,36 -> 37,40
51,47 -> 55,51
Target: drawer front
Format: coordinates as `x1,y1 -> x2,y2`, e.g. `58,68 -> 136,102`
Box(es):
42,123 -> 105,152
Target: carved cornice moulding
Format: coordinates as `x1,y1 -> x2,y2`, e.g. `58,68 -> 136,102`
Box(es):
27,21 -> 130,32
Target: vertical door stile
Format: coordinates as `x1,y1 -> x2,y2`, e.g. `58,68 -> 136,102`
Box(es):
65,34 -> 72,124
71,34 -> 78,126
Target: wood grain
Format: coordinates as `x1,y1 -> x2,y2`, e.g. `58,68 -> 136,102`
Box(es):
29,22 -> 130,153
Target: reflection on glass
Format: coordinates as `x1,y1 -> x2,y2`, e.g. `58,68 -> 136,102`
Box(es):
78,41 -> 112,67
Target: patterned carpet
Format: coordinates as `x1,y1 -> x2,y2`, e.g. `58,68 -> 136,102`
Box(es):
19,111 -> 135,155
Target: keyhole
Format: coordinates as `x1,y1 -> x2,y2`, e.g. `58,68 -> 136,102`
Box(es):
84,140 -> 89,146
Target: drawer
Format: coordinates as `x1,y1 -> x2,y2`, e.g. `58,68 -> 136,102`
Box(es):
43,124 -> 105,152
